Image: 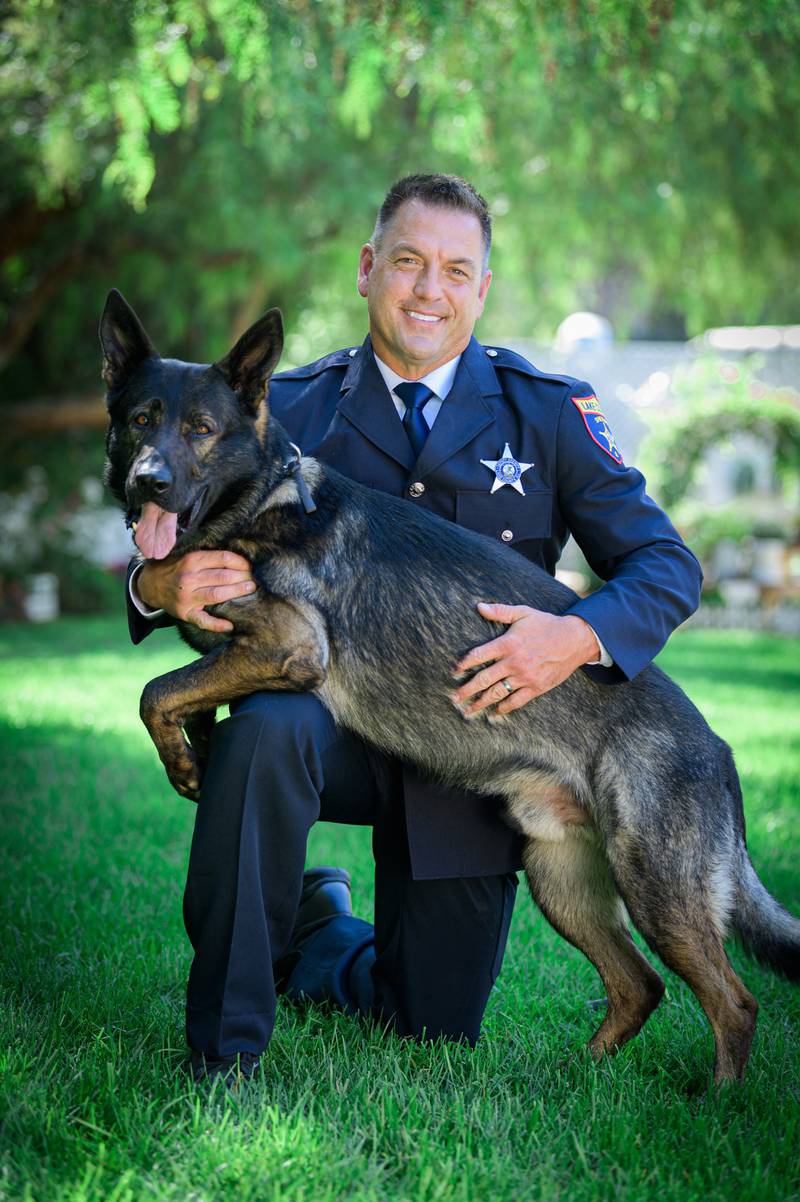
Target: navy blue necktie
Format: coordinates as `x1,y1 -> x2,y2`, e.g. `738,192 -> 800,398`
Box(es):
395,381 -> 434,459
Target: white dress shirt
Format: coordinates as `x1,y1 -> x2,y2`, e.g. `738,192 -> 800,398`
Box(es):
372,351 -> 461,428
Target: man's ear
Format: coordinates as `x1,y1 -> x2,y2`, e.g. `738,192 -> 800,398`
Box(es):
357,244 -> 374,298
214,309 -> 284,413
99,290 -> 158,394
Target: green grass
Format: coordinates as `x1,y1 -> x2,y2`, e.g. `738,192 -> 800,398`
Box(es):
1,619 -> 799,1202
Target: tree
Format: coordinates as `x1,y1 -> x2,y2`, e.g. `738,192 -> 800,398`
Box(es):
2,0 -> 800,402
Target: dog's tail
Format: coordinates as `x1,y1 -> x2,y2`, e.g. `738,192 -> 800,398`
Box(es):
732,853 -> 800,980
727,759 -> 800,981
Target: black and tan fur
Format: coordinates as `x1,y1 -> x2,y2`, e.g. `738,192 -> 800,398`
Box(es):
101,289 -> 800,1085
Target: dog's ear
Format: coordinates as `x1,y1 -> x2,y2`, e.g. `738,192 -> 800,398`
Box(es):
214,308 -> 284,413
99,290 -> 158,394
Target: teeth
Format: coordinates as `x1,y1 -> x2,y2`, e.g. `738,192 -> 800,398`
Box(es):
405,310 -> 441,323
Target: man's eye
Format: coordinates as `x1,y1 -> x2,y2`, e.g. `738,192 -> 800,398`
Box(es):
133,413 -> 149,427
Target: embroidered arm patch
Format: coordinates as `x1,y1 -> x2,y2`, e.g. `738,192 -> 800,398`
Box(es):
571,394 -> 624,464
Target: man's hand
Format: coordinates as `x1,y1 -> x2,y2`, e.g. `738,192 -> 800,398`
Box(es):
137,550 -> 256,633
452,603 -> 601,716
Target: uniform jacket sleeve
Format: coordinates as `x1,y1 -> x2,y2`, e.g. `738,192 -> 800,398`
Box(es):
556,382 -> 702,681
125,558 -> 174,645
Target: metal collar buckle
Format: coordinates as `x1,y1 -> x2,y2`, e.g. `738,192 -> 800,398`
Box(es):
283,443 -> 317,514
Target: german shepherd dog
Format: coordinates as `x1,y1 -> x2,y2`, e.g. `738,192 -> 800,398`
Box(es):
101,289 -> 799,1084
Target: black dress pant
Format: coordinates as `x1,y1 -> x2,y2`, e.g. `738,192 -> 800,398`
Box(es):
183,691 -> 517,1058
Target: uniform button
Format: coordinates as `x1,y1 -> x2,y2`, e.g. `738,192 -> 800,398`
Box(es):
501,529 -> 513,542
486,348 -> 498,357
349,347 -> 357,357
409,482 -> 425,497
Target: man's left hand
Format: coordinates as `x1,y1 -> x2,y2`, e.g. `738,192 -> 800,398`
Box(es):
452,603 -> 601,716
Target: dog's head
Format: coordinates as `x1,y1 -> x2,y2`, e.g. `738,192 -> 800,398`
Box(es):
100,290 -> 283,559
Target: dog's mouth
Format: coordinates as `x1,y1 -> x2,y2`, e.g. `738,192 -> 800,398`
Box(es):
131,489 -> 208,560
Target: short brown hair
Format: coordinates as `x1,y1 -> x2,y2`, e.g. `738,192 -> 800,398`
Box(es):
372,173 -> 492,269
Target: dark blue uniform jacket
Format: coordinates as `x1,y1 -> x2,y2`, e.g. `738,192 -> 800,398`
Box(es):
129,334 -> 702,879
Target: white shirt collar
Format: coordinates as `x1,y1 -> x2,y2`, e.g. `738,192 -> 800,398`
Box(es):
372,350 -> 461,401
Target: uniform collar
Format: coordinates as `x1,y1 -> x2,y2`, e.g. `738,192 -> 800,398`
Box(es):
338,335 -> 501,473
340,334 -> 502,397
372,350 -> 461,401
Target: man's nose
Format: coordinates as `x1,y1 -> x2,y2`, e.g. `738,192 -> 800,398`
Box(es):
413,266 -> 442,299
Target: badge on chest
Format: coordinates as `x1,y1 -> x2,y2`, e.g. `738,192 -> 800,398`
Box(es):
480,443 -> 535,495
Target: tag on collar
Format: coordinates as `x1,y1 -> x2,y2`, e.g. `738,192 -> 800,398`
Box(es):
288,443 -> 317,514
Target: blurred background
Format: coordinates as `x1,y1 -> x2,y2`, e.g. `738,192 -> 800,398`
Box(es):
1,0 -> 799,629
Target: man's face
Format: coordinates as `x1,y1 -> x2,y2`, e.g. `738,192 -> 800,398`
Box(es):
357,200 -> 492,379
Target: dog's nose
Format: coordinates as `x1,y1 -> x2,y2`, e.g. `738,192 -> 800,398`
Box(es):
133,462 -> 173,495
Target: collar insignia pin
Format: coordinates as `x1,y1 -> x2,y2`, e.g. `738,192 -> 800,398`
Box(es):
480,443 -> 534,495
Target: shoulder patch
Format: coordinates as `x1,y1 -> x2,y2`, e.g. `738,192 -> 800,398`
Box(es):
571,394 -> 624,464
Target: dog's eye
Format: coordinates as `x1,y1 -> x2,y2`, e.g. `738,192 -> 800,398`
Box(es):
194,422 -> 213,436
133,413 -> 149,427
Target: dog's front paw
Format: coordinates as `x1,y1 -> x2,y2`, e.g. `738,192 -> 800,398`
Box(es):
163,749 -> 203,803
171,772 -> 201,803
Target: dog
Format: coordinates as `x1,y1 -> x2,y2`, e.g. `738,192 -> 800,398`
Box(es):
100,288 -> 799,1084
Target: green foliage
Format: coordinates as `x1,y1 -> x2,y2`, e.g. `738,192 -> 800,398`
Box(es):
1,621 -> 799,1200
2,1 -> 800,400
639,356 -> 800,510
637,358 -> 800,571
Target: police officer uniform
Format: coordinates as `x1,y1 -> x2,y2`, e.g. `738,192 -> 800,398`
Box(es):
128,334 -> 702,1059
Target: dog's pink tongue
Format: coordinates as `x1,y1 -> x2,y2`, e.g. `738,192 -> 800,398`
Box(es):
134,502 -> 178,560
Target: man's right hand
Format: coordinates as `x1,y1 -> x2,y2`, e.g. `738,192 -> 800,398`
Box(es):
137,550 -> 256,633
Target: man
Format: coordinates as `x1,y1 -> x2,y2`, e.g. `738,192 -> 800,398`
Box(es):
127,174 -> 702,1083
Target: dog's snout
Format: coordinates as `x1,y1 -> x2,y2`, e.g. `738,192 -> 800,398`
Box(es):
129,447 -> 174,498
135,462 -> 172,494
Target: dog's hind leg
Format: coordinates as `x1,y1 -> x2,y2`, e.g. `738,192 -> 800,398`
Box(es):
605,840 -> 758,1084
523,831 -> 665,1057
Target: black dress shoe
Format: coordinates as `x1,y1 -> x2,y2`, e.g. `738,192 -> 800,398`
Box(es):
188,1050 -> 261,1087
274,866 -> 353,991
293,867 -> 353,938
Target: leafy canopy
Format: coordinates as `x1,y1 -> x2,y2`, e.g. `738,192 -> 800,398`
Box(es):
2,0 -> 800,399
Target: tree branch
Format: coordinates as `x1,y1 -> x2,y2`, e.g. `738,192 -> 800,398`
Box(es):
0,247 -> 86,372
4,393 -> 107,432
0,195 -> 78,265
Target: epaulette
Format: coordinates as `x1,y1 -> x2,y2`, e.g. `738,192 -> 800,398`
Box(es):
273,346 -> 358,383
481,344 -> 582,390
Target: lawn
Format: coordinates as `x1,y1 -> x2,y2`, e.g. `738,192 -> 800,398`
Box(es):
1,618 -> 798,1202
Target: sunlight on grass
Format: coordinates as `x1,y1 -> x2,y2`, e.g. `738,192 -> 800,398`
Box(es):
1,619 -> 798,1202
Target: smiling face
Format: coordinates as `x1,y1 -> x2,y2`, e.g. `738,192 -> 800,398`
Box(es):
357,200 -> 492,379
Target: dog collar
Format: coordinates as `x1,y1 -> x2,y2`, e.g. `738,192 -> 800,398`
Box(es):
283,443 -> 317,515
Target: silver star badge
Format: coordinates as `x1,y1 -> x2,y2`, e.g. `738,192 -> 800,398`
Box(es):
480,443 -> 534,495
